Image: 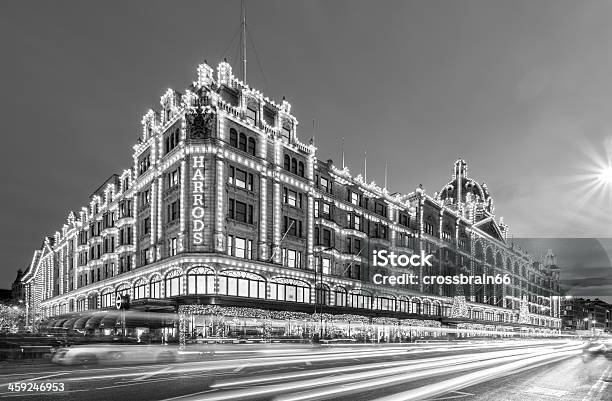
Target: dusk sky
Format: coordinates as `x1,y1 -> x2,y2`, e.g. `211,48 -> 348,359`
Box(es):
2,0 -> 612,290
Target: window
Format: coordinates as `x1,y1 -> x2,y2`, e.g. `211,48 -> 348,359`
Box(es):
375,297 -> 396,311
347,213 -> 361,230
143,217 -> 151,235
284,155 -> 291,170
187,268 -> 215,294
168,237 -> 178,256
164,129 -> 180,154
282,248 -> 302,268
334,289 -> 346,307
424,221 -> 435,235
118,199 -> 132,218
442,231 -> 452,242
228,199 -> 253,224
119,227 -> 132,245
141,248 -> 150,265
140,189 -> 151,206
284,188 -> 298,207
165,271 -> 181,297
399,213 -> 409,227
229,166 -> 253,190
218,272 -> 265,298
230,128 -> 238,147
101,291 -> 113,308
321,258 -> 331,275
239,133 -> 247,152
269,280 -> 311,303
150,277 -> 161,299
133,281 -> 146,300
283,217 -> 302,237
375,202 -> 387,217
319,176 -> 332,194
350,191 -> 360,206
227,236 -> 253,259
167,200 -> 179,222
373,223 -> 388,239
322,229 -> 331,247
349,293 -> 372,309
246,106 -> 257,125
282,126 -> 291,141
298,162 -> 304,177
138,154 -> 151,175
247,137 -> 256,156
168,168 -> 180,188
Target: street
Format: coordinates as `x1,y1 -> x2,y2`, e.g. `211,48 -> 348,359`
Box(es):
0,340 -> 609,400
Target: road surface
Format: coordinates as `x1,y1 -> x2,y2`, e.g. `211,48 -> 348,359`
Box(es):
0,340 -> 609,400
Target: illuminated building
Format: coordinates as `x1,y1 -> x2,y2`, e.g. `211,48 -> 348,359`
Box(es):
20,61 -> 561,342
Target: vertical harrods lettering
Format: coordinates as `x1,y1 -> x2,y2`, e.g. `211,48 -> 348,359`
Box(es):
191,155 -> 205,244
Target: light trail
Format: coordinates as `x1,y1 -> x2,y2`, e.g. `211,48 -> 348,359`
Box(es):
273,344 -> 585,401
372,349 -> 584,401
167,343 -> 583,401
209,345 -> 560,389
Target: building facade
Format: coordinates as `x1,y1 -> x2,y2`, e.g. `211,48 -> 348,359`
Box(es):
561,297 -> 611,333
21,61 -> 561,342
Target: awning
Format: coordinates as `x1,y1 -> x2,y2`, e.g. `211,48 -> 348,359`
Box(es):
62,317 -> 79,330
72,316 -> 90,330
99,313 -> 120,329
84,313 -> 106,330
52,318 -> 69,328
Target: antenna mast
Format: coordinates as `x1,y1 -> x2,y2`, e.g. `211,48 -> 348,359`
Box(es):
241,0 -> 247,82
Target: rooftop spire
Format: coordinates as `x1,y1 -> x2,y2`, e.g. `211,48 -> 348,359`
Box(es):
241,0 -> 247,82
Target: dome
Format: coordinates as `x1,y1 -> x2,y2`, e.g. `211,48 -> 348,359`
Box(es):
437,159 -> 493,212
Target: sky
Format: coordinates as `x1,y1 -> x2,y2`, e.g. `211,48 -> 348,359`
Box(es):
1,0 -> 612,292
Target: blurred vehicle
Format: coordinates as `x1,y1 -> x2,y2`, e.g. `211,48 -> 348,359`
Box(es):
52,344 -> 201,365
582,339 -> 612,357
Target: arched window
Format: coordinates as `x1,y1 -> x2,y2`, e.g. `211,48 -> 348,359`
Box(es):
349,291 -> 372,309
218,270 -> 266,299
247,137 -> 256,156
230,128 -> 238,148
398,297 -> 410,313
165,270 -> 182,297
422,300 -> 431,315
76,297 -> 86,312
315,284 -> 330,305
150,275 -> 162,299
431,302 -> 440,316
375,296 -> 396,311
411,298 -> 421,314
270,278 -> 310,303
284,155 -> 291,170
133,279 -> 146,300
239,133 -> 247,152
291,158 -> 297,174
298,161 -> 304,177
87,293 -> 98,310
187,267 -> 215,295
116,283 -> 130,298
333,287 -> 346,307
101,289 -> 113,308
